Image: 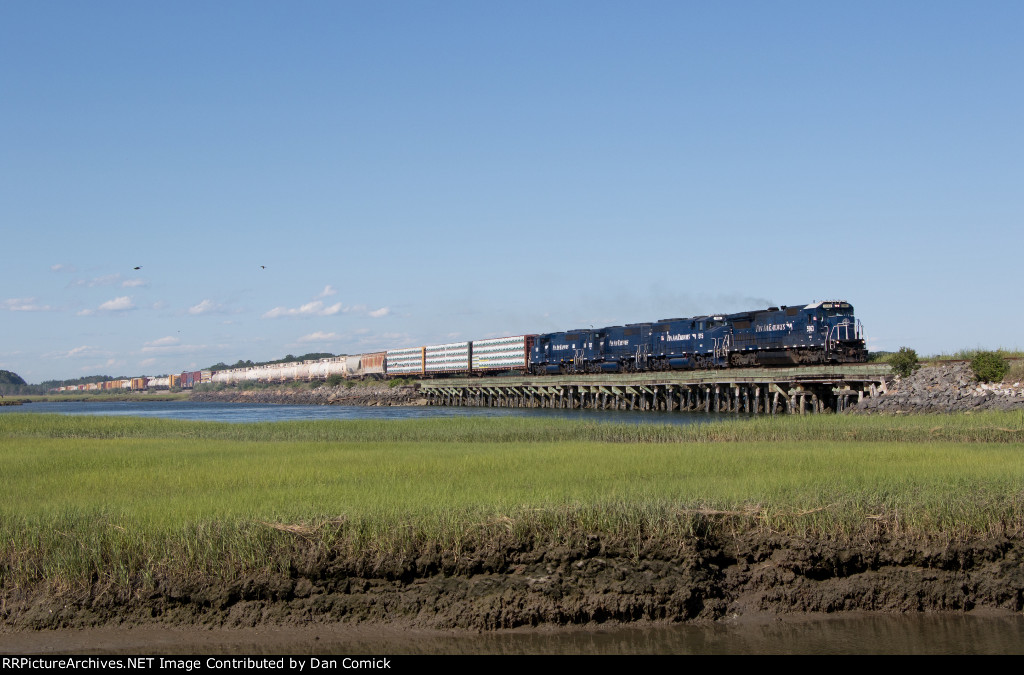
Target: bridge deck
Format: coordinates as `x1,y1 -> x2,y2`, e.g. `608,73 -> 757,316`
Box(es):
417,363 -> 891,389
414,363 -> 892,414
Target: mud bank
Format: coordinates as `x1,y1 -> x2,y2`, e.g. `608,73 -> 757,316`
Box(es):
190,384 -> 425,406
4,531 -> 1022,633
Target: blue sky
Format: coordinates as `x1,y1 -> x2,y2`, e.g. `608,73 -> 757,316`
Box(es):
2,1 -> 1022,383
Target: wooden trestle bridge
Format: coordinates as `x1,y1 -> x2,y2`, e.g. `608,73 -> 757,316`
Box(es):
417,363 -> 892,415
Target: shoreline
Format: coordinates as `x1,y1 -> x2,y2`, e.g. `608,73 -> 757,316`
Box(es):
189,383 -> 425,406
3,528 -> 1022,635
4,609 -> 1023,654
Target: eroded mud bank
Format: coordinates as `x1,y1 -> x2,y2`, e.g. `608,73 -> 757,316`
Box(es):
4,530 -> 1022,632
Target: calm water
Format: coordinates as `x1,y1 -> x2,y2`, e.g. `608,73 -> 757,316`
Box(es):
2,400 -> 714,425
5,614 -> 1024,655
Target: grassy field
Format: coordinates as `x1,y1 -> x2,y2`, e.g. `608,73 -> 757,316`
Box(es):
2,412 -> 1024,592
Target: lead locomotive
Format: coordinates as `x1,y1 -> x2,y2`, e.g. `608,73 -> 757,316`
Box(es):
530,301 -> 867,375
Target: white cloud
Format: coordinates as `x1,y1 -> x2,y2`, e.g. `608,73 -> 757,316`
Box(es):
122,278 -> 147,288
263,290 -> 387,319
141,342 -> 207,354
71,274 -> 122,288
78,358 -> 119,372
76,296 -> 134,315
48,345 -> 110,359
188,299 -> 218,315
145,336 -> 180,347
2,297 -> 53,312
97,296 -> 135,311
297,331 -> 340,343
263,300 -> 343,319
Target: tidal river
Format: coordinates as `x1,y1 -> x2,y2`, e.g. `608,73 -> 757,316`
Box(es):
0,400 -> 712,425
3,614 -> 1023,655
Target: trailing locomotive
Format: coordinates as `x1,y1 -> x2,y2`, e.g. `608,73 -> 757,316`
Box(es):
529,301 -> 866,375
54,300 -> 866,392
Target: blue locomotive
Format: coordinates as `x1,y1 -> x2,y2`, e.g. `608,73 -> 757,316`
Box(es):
530,301 -> 866,374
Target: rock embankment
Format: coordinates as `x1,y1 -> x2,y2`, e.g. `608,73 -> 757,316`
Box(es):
853,362 -> 1024,414
190,384 -> 425,406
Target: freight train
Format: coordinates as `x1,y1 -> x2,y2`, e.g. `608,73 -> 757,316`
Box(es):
55,301 -> 866,391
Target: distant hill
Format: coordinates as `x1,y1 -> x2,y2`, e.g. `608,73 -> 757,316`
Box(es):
0,370 -> 26,386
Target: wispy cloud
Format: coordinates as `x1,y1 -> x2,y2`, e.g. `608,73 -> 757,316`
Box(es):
122,278 -> 148,288
263,288 -> 389,320
145,336 -> 180,348
2,297 -> 54,312
188,299 -> 220,315
45,345 -> 111,359
263,300 -> 343,319
50,263 -> 77,273
141,341 -> 207,354
70,274 -> 122,288
79,358 -> 119,372
297,331 -> 341,343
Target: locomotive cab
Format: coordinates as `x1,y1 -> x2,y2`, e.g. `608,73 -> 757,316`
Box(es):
814,301 -> 866,362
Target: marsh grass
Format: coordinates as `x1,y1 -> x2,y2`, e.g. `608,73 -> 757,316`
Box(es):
3,410 -> 1023,444
2,412 -> 1024,593
926,348 -> 1024,361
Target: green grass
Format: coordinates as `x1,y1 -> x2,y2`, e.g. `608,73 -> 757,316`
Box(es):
924,348 -> 1024,361
2,412 -> 1024,593
3,411 -> 1024,444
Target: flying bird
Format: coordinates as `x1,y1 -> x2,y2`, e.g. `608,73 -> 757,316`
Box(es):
133,266 -> 142,270
260,265 -> 266,269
